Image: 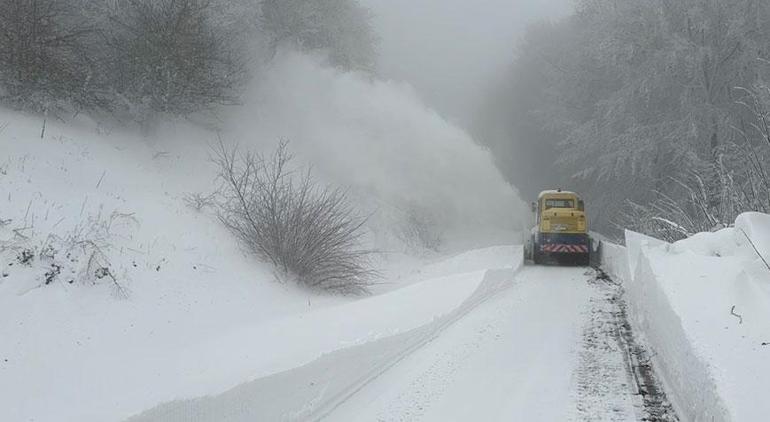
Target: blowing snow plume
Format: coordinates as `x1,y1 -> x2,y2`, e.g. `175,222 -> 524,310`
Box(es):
227,51 -> 527,252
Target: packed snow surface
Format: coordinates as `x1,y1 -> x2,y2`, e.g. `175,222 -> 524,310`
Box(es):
328,267 -> 643,422
129,265 -> 663,422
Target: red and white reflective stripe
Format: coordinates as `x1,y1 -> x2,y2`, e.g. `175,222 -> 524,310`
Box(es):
540,244 -> 589,253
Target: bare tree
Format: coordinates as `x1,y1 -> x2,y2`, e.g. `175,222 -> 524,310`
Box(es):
260,0 -> 377,72
0,0 -> 100,113
106,0 -> 247,121
399,203 -> 443,252
213,140 -> 377,294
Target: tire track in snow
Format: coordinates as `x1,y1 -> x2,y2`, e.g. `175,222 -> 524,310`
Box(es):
572,270 -> 638,421
374,299 -> 510,421
571,269 -> 678,421
328,266 -> 593,422
311,269 -> 518,421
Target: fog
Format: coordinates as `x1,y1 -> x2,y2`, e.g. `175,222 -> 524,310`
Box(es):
228,51 -> 528,250
0,0 -> 573,250
362,0 -> 572,125
219,1 -> 578,247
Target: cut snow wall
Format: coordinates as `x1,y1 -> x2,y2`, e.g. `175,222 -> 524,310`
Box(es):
126,262 -> 521,421
598,240 -> 629,283
600,236 -> 731,422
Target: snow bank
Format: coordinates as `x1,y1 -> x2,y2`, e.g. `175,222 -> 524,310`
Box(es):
735,212 -> 770,264
598,240 -> 629,283
600,215 -> 770,422
127,252 -> 522,422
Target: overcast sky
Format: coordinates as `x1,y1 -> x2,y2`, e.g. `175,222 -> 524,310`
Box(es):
361,0 -> 572,127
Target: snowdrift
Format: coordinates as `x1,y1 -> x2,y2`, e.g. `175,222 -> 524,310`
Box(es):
127,255 -> 522,422
601,214 -> 770,422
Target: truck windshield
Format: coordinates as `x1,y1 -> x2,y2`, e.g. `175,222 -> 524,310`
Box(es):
544,199 -> 575,209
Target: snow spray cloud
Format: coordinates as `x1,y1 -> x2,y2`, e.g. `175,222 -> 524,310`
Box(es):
228,51 -> 528,248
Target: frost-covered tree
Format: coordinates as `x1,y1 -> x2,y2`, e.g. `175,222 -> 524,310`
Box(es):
0,0 -> 265,122
105,0 -> 247,119
0,0 -> 99,113
260,0 -> 377,72
476,0 -> 770,235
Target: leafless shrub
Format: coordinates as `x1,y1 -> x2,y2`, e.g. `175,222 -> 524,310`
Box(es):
50,210 -> 134,296
261,0 -> 377,72
105,0 -> 247,120
183,192 -> 217,212
0,0 -> 101,113
212,140 -> 377,294
0,209 -> 134,296
399,204 -> 443,252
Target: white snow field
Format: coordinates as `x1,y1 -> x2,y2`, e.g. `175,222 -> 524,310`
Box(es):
602,215 -> 770,422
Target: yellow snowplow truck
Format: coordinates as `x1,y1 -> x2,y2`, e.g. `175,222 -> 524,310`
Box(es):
525,190 -> 591,266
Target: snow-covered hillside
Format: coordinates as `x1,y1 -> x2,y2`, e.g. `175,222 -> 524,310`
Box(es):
0,112 -> 332,422
0,50 -> 525,422
0,112 -> 520,421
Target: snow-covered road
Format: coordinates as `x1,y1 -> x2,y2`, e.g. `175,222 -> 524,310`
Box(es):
326,266 -> 669,421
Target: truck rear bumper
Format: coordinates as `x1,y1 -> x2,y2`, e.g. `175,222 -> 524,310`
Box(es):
541,244 -> 589,253
538,233 -> 589,254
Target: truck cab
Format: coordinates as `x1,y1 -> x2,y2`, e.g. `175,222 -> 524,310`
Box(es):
527,190 -> 590,266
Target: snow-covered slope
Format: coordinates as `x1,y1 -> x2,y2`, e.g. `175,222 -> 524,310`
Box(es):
0,128 -> 519,418
0,61 -> 525,422
0,47 -> 527,422
0,111 -> 349,422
